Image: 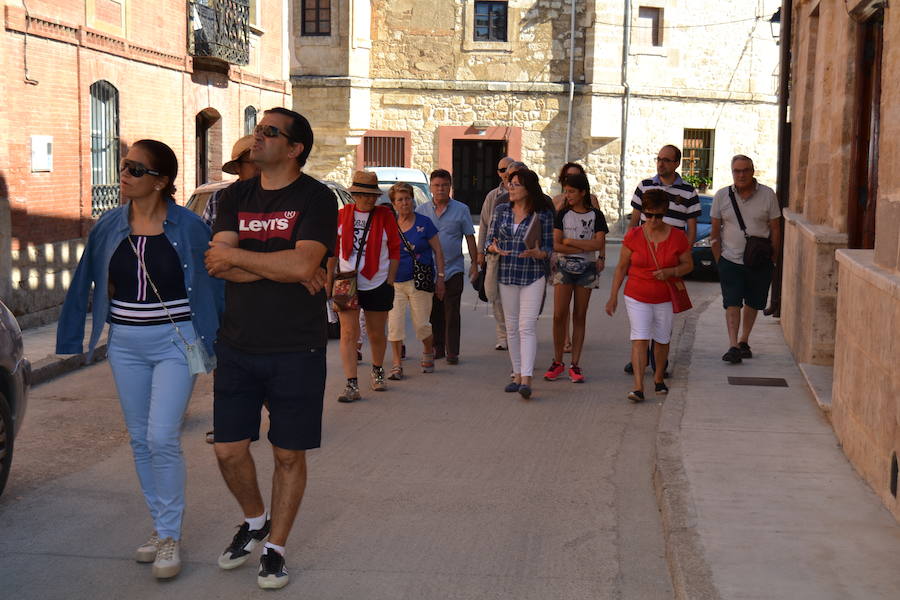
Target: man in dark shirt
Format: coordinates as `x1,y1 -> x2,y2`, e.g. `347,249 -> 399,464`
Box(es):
205,107 -> 336,590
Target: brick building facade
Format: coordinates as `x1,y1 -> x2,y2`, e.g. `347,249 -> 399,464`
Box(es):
0,0 -> 291,324
291,0 -> 781,224
780,1 -> 900,520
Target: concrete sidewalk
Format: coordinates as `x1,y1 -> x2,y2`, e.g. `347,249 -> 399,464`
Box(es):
657,297 -> 900,599
21,316 -> 107,386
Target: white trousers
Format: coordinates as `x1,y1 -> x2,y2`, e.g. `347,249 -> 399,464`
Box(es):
624,295 -> 674,343
499,277 -> 545,377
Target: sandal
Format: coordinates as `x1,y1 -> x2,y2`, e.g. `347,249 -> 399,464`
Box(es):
421,352 -> 435,373
388,365 -> 404,381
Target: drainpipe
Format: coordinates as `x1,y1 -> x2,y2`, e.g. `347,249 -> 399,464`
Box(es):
617,0 -> 631,231
563,0 -> 577,164
766,0 -> 792,318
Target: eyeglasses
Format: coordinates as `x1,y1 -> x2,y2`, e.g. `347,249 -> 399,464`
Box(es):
254,124 -> 295,142
497,167 -> 507,173
119,160 -> 160,178
643,212 -> 666,220
656,157 -> 677,163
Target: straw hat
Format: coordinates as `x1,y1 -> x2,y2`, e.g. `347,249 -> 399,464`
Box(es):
222,135 -> 255,174
347,170 -> 382,195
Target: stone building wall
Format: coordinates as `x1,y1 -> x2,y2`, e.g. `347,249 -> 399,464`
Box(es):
782,0 -> 900,521
296,1 -> 780,227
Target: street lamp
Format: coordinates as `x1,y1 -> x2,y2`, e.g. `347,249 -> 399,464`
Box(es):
769,7 -> 782,41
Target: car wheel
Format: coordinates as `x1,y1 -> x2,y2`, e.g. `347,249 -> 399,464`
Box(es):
0,392 -> 13,497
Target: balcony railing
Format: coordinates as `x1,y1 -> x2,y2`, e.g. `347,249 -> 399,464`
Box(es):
188,0 -> 250,66
92,184 -> 120,218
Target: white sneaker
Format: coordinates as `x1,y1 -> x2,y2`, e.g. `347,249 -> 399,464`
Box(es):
152,537 -> 181,579
135,531 -> 160,563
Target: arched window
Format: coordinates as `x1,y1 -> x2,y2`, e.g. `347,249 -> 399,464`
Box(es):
244,106 -> 258,135
90,81 -> 120,218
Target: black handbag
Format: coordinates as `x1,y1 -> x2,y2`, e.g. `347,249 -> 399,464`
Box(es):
728,188 -> 773,268
397,224 -> 435,292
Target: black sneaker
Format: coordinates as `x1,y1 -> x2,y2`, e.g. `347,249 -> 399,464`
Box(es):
738,342 -> 753,358
722,347 -> 743,364
258,549 -> 289,589
218,519 -> 271,569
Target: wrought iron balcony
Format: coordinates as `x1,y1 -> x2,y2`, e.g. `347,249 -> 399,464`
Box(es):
188,0 -> 250,66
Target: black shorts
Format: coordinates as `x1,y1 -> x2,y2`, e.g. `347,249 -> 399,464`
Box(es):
717,257 -> 773,310
358,281 -> 395,312
213,341 -> 326,450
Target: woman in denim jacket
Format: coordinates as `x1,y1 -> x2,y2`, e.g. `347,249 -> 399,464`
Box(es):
485,168 -> 554,400
57,140 -> 223,580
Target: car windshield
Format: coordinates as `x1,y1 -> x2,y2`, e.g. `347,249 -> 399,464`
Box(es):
377,183 -> 430,207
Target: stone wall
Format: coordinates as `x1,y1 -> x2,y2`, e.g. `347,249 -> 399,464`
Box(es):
832,250 -> 900,521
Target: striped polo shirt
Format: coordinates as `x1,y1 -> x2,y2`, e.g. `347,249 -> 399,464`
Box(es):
630,174 -> 702,230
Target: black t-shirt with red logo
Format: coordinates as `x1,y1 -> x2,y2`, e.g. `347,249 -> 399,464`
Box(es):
213,173 -> 337,353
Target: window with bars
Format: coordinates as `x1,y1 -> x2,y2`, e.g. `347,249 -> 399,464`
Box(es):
301,0 -> 330,36
90,80 -> 120,218
682,129 -> 715,185
244,106 -> 257,135
474,1 -> 508,42
363,136 -> 406,168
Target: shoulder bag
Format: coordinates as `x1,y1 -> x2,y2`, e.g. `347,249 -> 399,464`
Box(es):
333,211 -> 373,311
127,236 -> 213,375
643,227 -> 692,314
397,222 -> 435,293
728,187 -> 773,268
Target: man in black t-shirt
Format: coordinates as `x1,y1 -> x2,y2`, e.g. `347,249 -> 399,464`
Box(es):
204,107 -> 337,590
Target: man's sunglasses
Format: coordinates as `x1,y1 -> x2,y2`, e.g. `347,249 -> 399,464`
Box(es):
254,124 -> 296,142
497,167 -> 507,173
120,160 -> 160,178
643,212 -> 666,220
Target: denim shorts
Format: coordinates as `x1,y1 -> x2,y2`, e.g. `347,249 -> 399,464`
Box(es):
717,257 -> 774,310
213,341 -> 326,450
552,262 -> 600,288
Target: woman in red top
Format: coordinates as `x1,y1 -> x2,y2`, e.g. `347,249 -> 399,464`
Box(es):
606,189 -> 693,402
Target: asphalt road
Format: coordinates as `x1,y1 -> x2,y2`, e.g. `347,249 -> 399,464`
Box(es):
0,246 -> 722,599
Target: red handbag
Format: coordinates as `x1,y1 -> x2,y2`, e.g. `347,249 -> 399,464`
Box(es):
643,228 -> 693,313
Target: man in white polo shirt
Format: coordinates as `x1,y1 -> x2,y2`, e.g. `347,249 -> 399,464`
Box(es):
710,155 -> 781,364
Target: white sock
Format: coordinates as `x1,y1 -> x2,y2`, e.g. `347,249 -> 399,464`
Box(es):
245,512 -> 267,531
264,542 -> 285,557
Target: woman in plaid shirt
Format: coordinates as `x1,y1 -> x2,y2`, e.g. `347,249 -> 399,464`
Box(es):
485,169 -> 555,399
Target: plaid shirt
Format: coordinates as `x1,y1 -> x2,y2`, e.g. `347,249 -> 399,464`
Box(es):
486,203 -> 554,286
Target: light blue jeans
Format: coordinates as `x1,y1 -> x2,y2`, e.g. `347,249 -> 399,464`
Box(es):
108,322 -> 197,540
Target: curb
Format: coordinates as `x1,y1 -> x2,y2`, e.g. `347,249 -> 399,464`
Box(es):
29,343 -> 108,387
652,296 -> 722,600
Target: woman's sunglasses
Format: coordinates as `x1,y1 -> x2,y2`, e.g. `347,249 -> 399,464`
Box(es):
643,212 -> 666,220
120,160 -> 160,178
254,124 -> 295,142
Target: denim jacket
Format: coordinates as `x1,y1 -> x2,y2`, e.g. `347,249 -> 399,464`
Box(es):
56,199 -> 224,370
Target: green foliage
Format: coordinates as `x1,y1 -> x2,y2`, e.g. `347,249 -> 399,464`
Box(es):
683,174 -> 712,190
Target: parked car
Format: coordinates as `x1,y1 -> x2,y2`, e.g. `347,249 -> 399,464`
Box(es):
0,299 -> 31,497
364,166 -> 432,207
184,179 -> 354,217
689,194 -> 718,280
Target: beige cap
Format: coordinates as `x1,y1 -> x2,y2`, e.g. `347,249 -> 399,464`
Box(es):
222,135 -> 255,174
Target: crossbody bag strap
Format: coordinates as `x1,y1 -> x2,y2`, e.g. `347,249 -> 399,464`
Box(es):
727,187 -> 749,235
396,222 -> 421,267
126,235 -> 193,349
641,226 -> 663,272
353,209 -> 375,272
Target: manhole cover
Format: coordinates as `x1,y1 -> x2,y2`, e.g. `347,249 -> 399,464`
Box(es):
727,376 -> 789,387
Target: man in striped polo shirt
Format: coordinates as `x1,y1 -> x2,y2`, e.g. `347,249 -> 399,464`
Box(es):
628,144 -> 701,245
624,144 -> 701,375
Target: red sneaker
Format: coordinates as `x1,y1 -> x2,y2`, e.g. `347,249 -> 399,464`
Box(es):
543,361 -> 565,381
568,365 -> 585,383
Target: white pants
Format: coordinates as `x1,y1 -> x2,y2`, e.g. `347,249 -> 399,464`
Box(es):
499,277 -> 545,377
624,295 -> 674,343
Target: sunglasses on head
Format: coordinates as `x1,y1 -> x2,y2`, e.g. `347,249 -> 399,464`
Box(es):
254,124 -> 295,142
120,160 -> 160,178
643,211 -> 666,220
